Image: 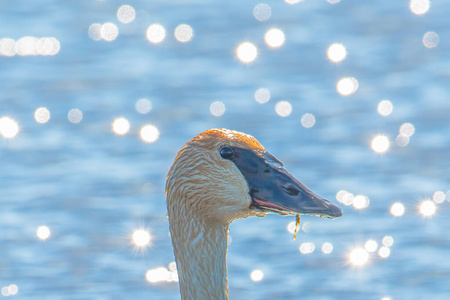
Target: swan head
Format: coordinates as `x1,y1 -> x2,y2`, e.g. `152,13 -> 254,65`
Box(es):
166,128 -> 342,225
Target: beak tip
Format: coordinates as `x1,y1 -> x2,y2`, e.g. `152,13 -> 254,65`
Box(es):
328,203 -> 343,218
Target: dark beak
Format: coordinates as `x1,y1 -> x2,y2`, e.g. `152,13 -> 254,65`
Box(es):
230,147 -> 342,219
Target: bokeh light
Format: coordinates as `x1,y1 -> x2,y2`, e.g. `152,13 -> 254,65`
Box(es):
390,202 -> 405,217
1,284 -> 18,297
146,267 -> 171,283
34,107 -> 50,124
0,37 -> 60,56
15,36 -> 39,56
210,101 -> 226,117
275,101 -> 292,117
0,38 -> 16,57
88,21 -> 104,40
132,229 -> 152,247
253,3 -> 271,21
112,117 -> 130,135
336,190 -> 348,203
140,124 -> 160,143
371,135 -> 390,154
0,116 -> 19,139
301,113 -> 315,128
423,31 -> 439,48
299,242 -> 315,254
336,190 -> 354,206
100,23 -> 119,42
250,269 -> 264,282
377,100 -> 393,116
419,199 -> 436,217
135,98 -> 153,114
254,88 -> 270,104
364,239 -> 378,253
236,42 -> 258,64
410,0 -> 430,15
382,236 -> 394,247
432,191 -> 445,203
36,225 -> 51,241
349,248 -> 369,267
88,23 -> 102,41
146,24 -> 166,44
264,28 -> 285,48
284,0 -> 304,4
68,109 -> 83,124
36,37 -> 60,56
327,43 -> 346,63
327,0 -> 341,4
168,261 -> 177,272
117,5 -> 136,24
286,221 -> 296,234
352,195 -> 370,210
396,134 -> 409,147
378,246 -> 391,258
321,242 -> 333,254
336,77 -> 358,96
174,24 -> 194,43
145,264 -> 178,283
400,123 -> 415,137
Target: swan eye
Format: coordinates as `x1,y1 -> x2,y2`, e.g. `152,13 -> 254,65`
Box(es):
219,147 -> 234,160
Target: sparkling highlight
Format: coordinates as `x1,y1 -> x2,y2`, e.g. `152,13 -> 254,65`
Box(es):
146,24 -> 166,44
236,42 -> 258,64
371,135 -> 390,154
250,269 -> 264,282
419,200 -> 436,217
112,117 -> 130,135
349,248 -> 369,266
336,77 -> 358,96
140,124 -> 160,143
0,116 -> 19,139
132,229 -> 152,247
264,28 -> 285,48
36,225 -> 51,240
327,43 -> 347,63
390,202 -> 405,217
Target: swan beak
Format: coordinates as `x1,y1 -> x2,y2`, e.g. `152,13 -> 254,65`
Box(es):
231,147 -> 342,219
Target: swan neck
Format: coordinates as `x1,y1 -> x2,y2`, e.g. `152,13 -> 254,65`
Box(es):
170,216 -> 229,300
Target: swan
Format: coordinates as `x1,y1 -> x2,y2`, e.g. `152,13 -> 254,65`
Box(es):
166,128 -> 342,300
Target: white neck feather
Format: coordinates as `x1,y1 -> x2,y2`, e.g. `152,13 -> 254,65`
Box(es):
170,215 -> 229,300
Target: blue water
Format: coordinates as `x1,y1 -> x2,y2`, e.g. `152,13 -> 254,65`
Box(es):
1,1 -> 449,299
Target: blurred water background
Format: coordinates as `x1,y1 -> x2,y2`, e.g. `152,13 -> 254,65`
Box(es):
1,0 -> 449,299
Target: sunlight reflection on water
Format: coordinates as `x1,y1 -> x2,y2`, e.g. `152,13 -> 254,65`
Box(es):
265,28 -> 285,48
1,1 -> 449,299
236,42 -> 258,63
146,24 -> 166,44
112,117 -> 130,135
0,116 -> 19,139
336,77 -> 358,96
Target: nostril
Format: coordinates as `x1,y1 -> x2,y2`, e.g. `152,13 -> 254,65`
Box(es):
263,169 -> 271,173
283,185 -> 300,196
